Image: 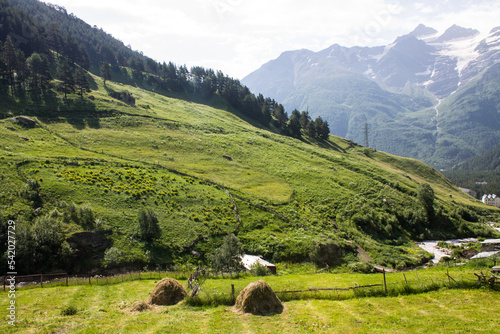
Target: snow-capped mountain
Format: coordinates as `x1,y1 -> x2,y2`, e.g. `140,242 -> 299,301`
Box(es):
242,25 -> 500,169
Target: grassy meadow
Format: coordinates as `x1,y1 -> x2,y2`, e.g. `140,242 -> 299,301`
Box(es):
1,266 -> 499,333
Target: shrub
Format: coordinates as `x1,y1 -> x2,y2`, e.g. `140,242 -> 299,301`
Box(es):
251,262 -> 271,276
104,247 -> 123,268
61,305 -> 78,316
348,261 -> 376,273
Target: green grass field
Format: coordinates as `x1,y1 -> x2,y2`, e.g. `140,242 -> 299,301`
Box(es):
1,267 -> 499,333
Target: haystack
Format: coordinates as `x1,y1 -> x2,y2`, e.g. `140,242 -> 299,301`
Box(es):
129,301 -> 151,312
146,278 -> 187,306
233,280 -> 283,315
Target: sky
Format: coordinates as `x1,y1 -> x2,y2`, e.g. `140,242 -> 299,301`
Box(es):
46,0 -> 500,79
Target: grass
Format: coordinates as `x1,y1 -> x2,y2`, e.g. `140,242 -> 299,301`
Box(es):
1,267 -> 499,333
1,72 -> 499,271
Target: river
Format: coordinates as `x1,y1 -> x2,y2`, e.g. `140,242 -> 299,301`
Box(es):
417,223 -> 500,263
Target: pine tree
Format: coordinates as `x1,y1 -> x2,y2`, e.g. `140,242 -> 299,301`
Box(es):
100,62 -> 112,85
75,67 -> 91,100
305,120 -> 316,138
57,60 -> 75,98
2,37 -> 17,96
288,109 -> 302,138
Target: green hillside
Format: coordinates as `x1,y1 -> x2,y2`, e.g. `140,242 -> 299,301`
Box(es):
1,0 -> 499,275
1,72 -> 499,274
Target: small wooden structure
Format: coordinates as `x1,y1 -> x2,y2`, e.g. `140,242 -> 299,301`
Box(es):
492,266 -> 500,273
240,254 -> 276,274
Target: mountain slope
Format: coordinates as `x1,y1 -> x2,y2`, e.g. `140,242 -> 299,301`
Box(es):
1,74 -> 498,274
242,25 -> 500,169
0,2 -> 498,275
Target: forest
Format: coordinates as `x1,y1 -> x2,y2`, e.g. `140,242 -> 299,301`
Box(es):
0,0 -> 329,140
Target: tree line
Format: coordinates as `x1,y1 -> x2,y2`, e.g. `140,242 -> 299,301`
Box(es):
1,0 -> 330,139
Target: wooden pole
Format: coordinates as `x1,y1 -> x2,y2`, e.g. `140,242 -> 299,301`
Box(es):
383,269 -> 387,293
231,284 -> 235,298
403,273 -> 408,285
447,269 -> 450,284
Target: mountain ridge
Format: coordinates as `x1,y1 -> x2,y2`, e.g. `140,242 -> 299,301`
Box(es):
242,24 -> 500,169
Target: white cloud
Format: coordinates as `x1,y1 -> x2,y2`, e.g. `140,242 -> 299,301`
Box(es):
46,0 -> 500,78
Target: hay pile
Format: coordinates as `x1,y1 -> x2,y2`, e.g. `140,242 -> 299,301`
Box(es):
146,277 -> 187,306
232,280 -> 283,315
129,301 -> 151,312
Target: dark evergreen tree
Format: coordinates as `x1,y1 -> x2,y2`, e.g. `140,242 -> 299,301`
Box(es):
288,109 -> 302,138
2,36 -> 16,96
75,67 -> 91,100
100,62 -> 112,84
305,120 -> 316,138
299,111 -> 310,129
273,104 -> 288,129
57,60 -> 75,98
26,52 -> 51,100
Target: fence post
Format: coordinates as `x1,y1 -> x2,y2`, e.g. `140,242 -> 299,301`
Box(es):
231,284 -> 235,298
403,273 -> 408,285
383,269 -> 387,293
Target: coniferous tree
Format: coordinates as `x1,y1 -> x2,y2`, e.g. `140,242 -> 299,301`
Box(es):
299,111 -> 310,129
273,104 -> 288,129
305,120 -> 316,138
75,67 -> 91,100
57,60 -> 75,98
100,62 -> 112,85
288,109 -> 302,138
27,52 -> 51,100
2,36 -> 16,96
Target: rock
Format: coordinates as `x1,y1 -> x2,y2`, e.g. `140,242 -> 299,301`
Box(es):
16,116 -> 37,127
109,91 -> 135,106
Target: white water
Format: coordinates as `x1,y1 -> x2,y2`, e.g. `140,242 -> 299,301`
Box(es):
418,227 -> 500,264
433,99 -> 443,133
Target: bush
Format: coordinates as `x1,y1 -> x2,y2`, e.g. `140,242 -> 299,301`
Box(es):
251,262 -> 271,276
104,247 -> 123,268
61,305 -> 78,316
348,261 -> 376,273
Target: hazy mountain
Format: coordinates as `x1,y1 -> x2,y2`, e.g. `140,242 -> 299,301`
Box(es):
242,25 -> 500,169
